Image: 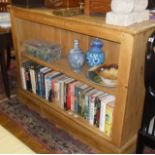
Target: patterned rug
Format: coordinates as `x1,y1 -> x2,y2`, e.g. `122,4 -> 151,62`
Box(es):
0,96 -> 96,154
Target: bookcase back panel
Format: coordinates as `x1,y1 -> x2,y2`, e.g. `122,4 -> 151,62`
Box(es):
15,19 -> 120,65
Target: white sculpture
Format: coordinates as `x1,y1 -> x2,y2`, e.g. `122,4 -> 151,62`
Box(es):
106,0 -> 149,26
111,0 -> 134,13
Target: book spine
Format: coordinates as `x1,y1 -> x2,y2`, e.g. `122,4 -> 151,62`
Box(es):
29,67 -> 36,94
25,66 -> 32,92
89,95 -> 96,125
64,82 -> 69,110
94,96 -> 101,127
37,71 -> 42,96
21,66 -> 26,90
104,102 -> 115,137
85,94 -> 90,121
66,82 -> 73,110
70,83 -> 76,112
99,95 -> 115,132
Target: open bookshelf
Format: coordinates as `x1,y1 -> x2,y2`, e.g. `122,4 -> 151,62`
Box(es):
10,6 -> 155,153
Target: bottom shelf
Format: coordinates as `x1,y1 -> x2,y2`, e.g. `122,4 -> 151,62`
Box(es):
17,88 -> 137,153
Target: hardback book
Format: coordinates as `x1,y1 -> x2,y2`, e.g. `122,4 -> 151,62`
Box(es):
51,74 -> 65,102
22,60 -> 35,92
69,81 -> 81,111
66,80 -> 77,110
84,88 -> 98,122
63,78 -> 75,110
104,101 -> 115,137
74,82 -> 84,113
78,86 -> 93,118
93,92 -> 106,127
45,71 -> 62,101
41,68 -> 52,98
99,94 -> 115,133
52,74 -> 67,104
76,84 -> 90,115
44,71 -> 56,100
37,66 -> 49,96
21,65 -> 27,90
58,77 -> 75,109
89,90 -> 103,125
34,64 -> 44,95
45,71 -> 60,100
29,62 -> 40,94
58,76 -> 70,108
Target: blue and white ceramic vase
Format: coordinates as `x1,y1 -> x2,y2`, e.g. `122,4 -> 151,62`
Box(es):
86,38 -> 105,68
68,39 -> 85,72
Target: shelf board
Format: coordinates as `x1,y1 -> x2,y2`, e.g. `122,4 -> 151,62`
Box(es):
19,88 -> 111,141
22,53 -> 116,96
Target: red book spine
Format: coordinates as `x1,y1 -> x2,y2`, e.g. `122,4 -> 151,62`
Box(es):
67,83 -> 72,110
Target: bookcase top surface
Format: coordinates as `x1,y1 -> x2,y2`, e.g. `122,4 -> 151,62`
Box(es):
10,6 -> 155,35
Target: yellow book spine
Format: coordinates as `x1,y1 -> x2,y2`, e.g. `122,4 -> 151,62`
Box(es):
104,102 -> 114,137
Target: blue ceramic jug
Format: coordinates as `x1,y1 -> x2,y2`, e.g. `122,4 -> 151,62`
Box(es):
86,38 -> 105,68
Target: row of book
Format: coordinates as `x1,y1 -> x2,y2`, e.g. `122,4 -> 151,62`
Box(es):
21,60 -> 115,136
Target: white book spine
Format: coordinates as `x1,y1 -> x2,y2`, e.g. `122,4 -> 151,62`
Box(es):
30,69 -> 36,94
21,67 -> 26,90
45,77 -> 49,100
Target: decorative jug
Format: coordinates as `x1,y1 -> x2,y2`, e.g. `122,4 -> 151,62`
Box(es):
86,38 -> 105,68
68,39 -> 85,72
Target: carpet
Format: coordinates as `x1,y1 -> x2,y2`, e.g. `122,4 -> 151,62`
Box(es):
0,96 -> 96,154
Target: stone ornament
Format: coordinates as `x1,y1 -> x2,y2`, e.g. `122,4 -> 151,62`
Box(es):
111,0 -> 134,13
106,0 -> 149,26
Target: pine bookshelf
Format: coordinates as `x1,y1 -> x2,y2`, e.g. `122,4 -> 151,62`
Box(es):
10,6 -> 155,153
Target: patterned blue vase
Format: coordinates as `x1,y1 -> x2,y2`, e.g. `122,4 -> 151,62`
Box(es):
68,39 -> 85,72
86,38 -> 104,68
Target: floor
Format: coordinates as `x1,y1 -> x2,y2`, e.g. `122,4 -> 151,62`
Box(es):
0,96 -> 51,154
0,125 -> 35,154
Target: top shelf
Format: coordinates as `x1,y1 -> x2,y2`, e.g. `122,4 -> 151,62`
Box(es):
10,6 -> 155,43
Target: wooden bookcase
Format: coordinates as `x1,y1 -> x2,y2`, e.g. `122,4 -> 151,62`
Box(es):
10,6 -> 155,153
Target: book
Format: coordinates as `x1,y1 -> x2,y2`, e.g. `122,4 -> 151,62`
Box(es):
23,61 -> 35,92
63,77 -> 75,110
58,77 -> 75,109
21,66 -> 27,90
45,71 -> 62,101
34,65 -> 44,95
93,92 -> 106,127
29,62 -> 40,94
89,90 -> 103,125
78,86 -> 93,118
52,74 -> 66,104
99,95 -> 115,132
104,101 -> 115,137
69,81 -> 81,112
66,79 -> 77,110
44,71 -> 55,100
41,68 -> 52,98
84,89 -> 97,122
37,66 -> 49,97
76,84 -> 90,115
74,82 -> 84,113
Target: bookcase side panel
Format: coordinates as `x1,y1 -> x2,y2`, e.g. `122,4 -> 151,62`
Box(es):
121,29 -> 155,145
